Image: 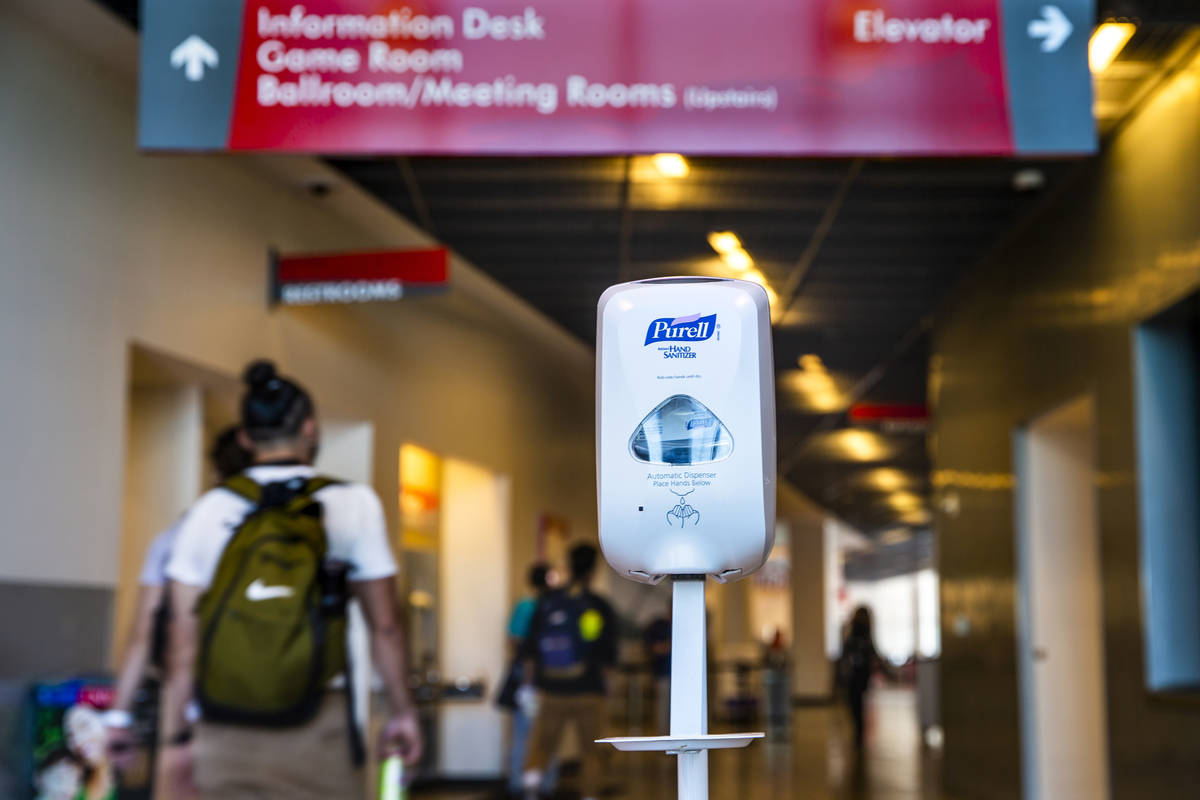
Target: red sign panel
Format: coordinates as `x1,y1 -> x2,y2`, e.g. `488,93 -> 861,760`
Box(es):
850,403 -> 929,433
140,0 -> 1096,155
849,404 -> 928,422
273,247 -> 448,304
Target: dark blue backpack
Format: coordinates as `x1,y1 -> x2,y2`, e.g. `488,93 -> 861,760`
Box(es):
536,591 -> 588,680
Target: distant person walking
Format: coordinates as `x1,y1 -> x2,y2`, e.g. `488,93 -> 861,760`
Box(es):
501,563 -> 553,797
162,360 -> 422,799
838,606 -> 890,751
520,544 -> 617,800
104,427 -> 252,794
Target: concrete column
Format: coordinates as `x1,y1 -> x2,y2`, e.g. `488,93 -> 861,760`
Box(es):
781,485 -> 831,701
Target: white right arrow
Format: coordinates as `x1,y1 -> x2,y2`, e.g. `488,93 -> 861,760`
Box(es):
170,35 -> 219,82
1027,5 -> 1073,53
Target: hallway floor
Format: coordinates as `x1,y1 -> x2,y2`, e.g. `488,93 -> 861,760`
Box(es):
418,687 -> 946,799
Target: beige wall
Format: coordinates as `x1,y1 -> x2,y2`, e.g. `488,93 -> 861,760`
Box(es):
0,0 -> 595,645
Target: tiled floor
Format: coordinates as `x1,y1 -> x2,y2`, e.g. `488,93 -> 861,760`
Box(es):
417,688 -> 945,799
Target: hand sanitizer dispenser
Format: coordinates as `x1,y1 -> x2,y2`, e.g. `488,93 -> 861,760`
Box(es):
595,277 -> 776,800
596,277 -> 776,582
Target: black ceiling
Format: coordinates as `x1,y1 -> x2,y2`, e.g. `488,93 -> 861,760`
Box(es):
94,0 -> 1198,534
328,155 -> 1080,532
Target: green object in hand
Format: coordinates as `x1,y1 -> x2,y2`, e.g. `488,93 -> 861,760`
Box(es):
379,755 -> 405,800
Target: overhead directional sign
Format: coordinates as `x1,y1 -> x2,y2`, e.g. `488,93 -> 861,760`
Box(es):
140,0 -> 1096,156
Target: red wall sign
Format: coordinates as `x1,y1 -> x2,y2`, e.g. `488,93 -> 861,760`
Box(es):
141,0 -> 1096,155
849,403 -> 929,432
272,247 -> 448,305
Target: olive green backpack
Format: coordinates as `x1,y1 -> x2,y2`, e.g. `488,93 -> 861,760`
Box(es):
195,474 -> 347,726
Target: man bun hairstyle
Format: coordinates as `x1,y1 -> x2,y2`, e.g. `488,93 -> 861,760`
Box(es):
240,360 -> 314,444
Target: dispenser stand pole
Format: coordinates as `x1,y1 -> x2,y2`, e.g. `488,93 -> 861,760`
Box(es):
671,576 -> 709,800
597,576 -> 759,794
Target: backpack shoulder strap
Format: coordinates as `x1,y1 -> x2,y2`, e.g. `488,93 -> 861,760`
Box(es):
281,476 -> 342,516
221,475 -> 262,504
304,476 -> 341,495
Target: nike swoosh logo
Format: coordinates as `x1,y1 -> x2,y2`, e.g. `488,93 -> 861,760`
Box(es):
245,578 -> 295,602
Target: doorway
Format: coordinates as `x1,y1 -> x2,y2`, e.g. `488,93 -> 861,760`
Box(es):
437,457 -> 510,778
1014,395 -> 1109,800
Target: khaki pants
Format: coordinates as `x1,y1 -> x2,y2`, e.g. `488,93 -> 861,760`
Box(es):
525,694 -> 605,799
193,694 -> 362,800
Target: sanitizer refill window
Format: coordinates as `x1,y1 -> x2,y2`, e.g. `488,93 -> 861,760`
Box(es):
597,278 -> 776,581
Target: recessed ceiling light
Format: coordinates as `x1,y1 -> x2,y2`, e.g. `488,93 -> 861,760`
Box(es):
720,248 -> 753,272
651,153 -> 689,178
742,268 -> 768,286
1089,22 -> 1135,73
764,285 -> 779,312
860,467 -> 910,492
1012,168 -> 1046,192
707,231 -> 742,255
798,354 -> 826,371
826,429 -> 889,461
887,491 -> 924,512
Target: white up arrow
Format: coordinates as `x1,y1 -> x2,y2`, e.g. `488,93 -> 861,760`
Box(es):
1027,5 -> 1073,53
170,35 -> 218,82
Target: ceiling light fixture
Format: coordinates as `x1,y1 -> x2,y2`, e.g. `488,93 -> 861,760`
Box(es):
652,153 -> 690,178
764,285 -> 780,313
830,429 -> 888,461
707,231 -> 742,255
898,509 -> 933,526
1089,22 -> 1135,73
784,354 -> 844,411
742,268 -> 767,286
798,354 -> 825,371
720,248 -> 753,272
887,491 -> 925,512
860,467 -> 910,492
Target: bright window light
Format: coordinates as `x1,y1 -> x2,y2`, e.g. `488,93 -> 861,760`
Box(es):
707,231 -> 742,255
1090,22 -> 1135,73
651,153 -> 689,178
721,248 -> 753,272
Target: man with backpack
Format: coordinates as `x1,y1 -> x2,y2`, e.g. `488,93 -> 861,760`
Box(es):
519,544 -> 617,800
161,361 -> 422,799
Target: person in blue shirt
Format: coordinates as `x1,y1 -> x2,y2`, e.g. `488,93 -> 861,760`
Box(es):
504,563 -> 554,797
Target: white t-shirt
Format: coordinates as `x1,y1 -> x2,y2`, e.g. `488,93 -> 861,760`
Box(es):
165,465 -> 397,588
139,522 -> 182,587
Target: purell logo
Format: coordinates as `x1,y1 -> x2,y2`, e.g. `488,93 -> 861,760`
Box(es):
644,314 -> 717,346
